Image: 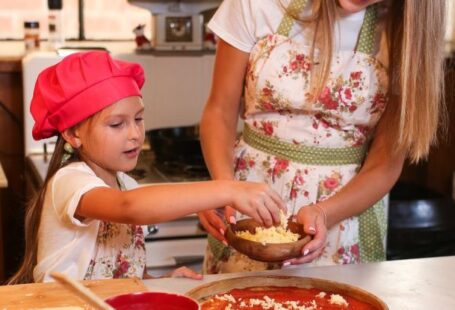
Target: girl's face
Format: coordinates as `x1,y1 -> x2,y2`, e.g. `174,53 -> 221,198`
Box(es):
337,0 -> 384,14
76,96 -> 145,183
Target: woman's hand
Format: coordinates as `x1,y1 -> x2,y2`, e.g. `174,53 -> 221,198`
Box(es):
163,266 -> 203,280
283,204 -> 328,265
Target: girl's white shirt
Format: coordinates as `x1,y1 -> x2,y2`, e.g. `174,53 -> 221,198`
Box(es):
208,0 -> 366,53
33,161 -> 138,282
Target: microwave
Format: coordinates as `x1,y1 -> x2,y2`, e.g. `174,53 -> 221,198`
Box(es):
152,13 -> 203,51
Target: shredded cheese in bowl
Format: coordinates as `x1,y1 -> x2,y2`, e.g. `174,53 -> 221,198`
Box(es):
235,211 -> 300,245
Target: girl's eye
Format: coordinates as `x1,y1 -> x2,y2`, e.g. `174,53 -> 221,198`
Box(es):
135,117 -> 144,122
110,122 -> 123,128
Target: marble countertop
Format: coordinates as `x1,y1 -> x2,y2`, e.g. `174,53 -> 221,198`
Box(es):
143,256 -> 455,310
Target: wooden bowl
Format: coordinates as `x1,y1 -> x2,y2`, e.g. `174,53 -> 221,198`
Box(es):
186,275 -> 388,310
225,218 -> 312,262
105,291 -> 199,310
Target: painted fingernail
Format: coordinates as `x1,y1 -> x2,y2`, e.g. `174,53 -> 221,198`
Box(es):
219,228 -> 225,235
303,249 -> 310,256
222,240 -> 228,246
308,226 -> 316,233
282,261 -> 291,267
229,216 -> 237,224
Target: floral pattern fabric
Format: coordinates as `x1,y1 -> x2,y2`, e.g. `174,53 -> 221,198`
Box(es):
84,221 -> 146,280
203,16 -> 388,274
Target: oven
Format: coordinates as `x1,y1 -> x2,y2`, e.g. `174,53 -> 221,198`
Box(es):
22,53 -> 211,276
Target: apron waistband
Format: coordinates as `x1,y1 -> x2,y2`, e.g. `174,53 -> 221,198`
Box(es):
242,124 -> 367,166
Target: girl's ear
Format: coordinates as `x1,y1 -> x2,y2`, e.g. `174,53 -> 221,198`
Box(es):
61,128 -> 81,149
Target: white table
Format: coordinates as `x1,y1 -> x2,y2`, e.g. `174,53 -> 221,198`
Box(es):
143,256 -> 455,310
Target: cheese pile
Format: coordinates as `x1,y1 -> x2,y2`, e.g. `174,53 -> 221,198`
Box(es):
235,211 -> 300,244
214,291 -> 349,309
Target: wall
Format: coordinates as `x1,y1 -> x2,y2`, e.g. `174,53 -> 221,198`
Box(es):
0,0 -> 151,40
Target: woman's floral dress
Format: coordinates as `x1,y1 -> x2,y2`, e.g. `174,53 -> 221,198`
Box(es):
84,180 -> 146,279
203,0 -> 389,274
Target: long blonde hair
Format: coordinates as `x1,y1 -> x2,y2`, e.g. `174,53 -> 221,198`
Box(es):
286,0 -> 446,162
7,136 -> 78,284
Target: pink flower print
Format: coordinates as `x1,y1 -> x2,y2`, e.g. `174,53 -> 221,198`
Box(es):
283,66 -> 288,73
248,159 -> 255,168
262,102 -> 274,111
262,87 -> 272,96
344,88 -> 352,100
290,188 -> 297,200
294,174 -> 304,186
370,92 -> 387,113
349,105 -> 358,113
261,121 -> 274,136
113,253 -> 131,278
324,177 -> 339,190
319,87 -> 339,110
274,159 -> 289,174
350,71 -> 362,80
237,158 -> 247,171
350,244 -> 360,258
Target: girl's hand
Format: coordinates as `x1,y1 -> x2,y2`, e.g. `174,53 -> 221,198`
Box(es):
229,181 -> 286,227
283,204 -> 328,265
163,266 -> 203,280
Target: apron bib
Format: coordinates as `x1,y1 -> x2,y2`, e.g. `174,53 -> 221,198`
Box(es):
204,0 -> 388,274
84,178 -> 146,279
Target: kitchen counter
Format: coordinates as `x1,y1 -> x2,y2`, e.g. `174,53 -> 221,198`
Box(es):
143,256 -> 455,310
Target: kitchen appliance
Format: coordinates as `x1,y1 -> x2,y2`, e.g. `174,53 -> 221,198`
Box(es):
153,13 -> 203,50
129,0 -> 221,50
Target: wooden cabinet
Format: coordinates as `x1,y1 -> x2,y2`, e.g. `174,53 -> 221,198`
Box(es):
0,57 -> 26,283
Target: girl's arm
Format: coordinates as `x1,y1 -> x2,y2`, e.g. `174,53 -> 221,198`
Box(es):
289,115 -> 406,264
76,179 -> 285,227
198,39 -> 250,240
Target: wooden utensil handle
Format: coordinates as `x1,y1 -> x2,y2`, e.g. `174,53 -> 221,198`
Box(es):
50,272 -> 115,310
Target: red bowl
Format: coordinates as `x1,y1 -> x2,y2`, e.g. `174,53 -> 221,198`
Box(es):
105,291 -> 199,310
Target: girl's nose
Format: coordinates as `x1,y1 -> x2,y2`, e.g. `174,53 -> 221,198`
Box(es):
128,123 -> 142,141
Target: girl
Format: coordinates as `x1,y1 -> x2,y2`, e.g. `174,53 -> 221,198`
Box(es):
198,0 -> 446,273
8,51 -> 285,283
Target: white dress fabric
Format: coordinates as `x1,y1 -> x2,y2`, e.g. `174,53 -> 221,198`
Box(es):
203,0 -> 389,274
34,162 -> 145,282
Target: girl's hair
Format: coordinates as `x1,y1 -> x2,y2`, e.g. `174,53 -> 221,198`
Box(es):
7,136 -> 78,284
285,0 -> 446,162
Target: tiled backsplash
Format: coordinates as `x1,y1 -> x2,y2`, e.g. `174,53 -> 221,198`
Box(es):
0,0 -> 151,40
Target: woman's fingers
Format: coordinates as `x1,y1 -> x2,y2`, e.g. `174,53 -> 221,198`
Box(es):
197,210 -> 226,241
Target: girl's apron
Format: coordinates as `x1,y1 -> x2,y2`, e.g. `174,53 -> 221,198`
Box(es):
203,0 -> 389,274
84,179 -> 146,279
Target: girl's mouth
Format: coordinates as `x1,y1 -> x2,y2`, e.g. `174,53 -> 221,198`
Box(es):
124,147 -> 140,158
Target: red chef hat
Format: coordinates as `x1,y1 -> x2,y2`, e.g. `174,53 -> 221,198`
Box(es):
31,51 -> 145,140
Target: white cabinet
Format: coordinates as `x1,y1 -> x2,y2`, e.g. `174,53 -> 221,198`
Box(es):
105,53 -> 215,131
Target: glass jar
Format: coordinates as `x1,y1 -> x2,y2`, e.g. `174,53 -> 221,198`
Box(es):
24,21 -> 40,51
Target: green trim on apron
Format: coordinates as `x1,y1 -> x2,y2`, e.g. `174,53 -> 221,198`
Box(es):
355,3 -> 378,54
276,0 -> 309,37
243,124 -> 367,166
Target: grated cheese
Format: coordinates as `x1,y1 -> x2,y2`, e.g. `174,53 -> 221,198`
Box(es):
235,211 -> 300,244
329,293 -> 349,307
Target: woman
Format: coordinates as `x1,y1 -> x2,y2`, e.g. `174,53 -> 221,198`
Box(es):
198,0 -> 446,274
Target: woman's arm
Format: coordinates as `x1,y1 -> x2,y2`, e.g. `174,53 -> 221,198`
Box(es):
290,116 -> 406,264
198,39 -> 251,240
76,179 -> 284,226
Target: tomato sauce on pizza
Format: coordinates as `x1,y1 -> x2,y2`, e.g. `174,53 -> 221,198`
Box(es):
200,286 -> 378,310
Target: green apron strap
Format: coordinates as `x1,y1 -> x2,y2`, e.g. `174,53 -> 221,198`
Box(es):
276,0 -> 309,37
359,198 -> 387,262
355,4 -> 378,55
